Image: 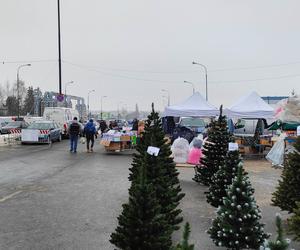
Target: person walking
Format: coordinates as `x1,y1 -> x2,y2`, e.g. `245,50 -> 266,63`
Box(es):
68,117 -> 81,153
84,119 -> 97,152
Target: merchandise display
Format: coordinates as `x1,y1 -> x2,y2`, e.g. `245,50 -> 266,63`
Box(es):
100,129 -> 138,152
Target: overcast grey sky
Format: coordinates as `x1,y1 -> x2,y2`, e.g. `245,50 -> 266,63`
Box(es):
1,0 -> 300,111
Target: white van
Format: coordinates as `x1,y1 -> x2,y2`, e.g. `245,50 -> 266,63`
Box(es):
43,107 -> 79,137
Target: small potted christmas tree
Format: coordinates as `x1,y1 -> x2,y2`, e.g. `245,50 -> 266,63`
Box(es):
260,213 -> 291,250
173,222 -> 195,250
208,165 -> 268,249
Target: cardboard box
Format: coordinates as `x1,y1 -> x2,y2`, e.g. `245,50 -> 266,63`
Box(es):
100,140 -> 110,146
243,146 -> 251,154
235,139 -> 242,145
120,135 -> 131,142
260,138 -> 270,145
105,142 -> 121,151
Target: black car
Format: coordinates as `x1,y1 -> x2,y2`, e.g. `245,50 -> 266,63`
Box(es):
171,125 -> 196,144
0,121 -> 29,134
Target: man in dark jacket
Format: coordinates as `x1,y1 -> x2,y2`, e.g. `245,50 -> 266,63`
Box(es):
68,117 -> 81,153
99,120 -> 108,134
84,119 -> 96,152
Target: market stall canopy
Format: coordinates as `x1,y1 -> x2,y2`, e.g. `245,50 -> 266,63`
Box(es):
225,91 -> 274,119
163,92 -> 219,117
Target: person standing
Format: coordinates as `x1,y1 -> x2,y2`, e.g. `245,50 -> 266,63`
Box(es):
84,119 -> 96,152
132,118 -> 138,131
68,117 -> 81,153
99,120 -> 108,135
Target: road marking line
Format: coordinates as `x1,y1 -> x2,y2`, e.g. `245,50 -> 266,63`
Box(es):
0,190 -> 23,203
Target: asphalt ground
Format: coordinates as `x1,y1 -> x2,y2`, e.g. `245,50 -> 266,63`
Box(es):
0,139 -> 299,250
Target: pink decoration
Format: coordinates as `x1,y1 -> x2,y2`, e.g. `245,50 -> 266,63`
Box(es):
187,148 -> 203,165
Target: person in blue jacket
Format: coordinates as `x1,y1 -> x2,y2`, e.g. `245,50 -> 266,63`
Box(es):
84,119 -> 97,152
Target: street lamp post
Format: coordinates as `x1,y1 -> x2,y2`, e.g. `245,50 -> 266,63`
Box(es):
17,64 -> 31,118
100,95 -> 107,120
192,61 -> 208,100
162,95 -> 168,107
183,80 -> 195,94
87,90 -> 95,119
64,81 -> 74,107
117,101 -> 123,120
161,89 -> 170,106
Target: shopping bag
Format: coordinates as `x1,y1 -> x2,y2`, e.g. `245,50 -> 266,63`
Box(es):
80,137 -> 86,144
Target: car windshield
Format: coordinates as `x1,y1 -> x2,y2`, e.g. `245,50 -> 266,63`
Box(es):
5,121 -> 22,127
28,123 -> 52,129
180,118 -> 205,127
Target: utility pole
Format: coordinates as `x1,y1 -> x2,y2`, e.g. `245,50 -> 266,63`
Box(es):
101,95 -> 107,120
57,0 -> 62,95
161,89 -> 170,106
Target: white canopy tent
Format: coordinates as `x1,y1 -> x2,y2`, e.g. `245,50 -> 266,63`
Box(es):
225,91 -> 274,119
163,92 -> 219,117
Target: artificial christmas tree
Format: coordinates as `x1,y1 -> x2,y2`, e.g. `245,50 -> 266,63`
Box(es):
129,104 -> 184,232
208,165 -> 268,249
173,222 -> 194,250
288,201 -> 300,241
272,137 -> 300,213
110,163 -> 171,249
194,106 -> 231,186
206,150 -> 241,207
260,214 -> 291,250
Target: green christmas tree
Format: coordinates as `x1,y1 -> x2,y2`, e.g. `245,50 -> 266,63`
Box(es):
208,165 -> 268,249
272,137 -> 300,213
288,201 -> 300,241
129,104 -> 184,236
110,162 -> 171,249
260,213 -> 291,250
206,150 -> 241,208
173,222 -> 194,250
194,106 -> 231,186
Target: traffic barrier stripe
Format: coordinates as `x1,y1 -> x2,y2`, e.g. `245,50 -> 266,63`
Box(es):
9,129 -> 21,134
39,130 -> 50,135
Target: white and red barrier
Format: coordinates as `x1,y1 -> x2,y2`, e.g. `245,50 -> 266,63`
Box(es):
0,130 -> 21,146
39,130 -> 50,135
10,129 -> 22,135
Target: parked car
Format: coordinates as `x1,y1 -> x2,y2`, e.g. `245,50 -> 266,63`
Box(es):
0,121 -> 9,134
21,121 -> 62,144
171,125 -> 196,144
178,117 -> 207,133
0,121 -> 29,134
